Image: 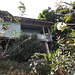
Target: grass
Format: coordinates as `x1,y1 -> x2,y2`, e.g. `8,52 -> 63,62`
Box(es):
0,58 -> 50,75
0,59 -> 31,75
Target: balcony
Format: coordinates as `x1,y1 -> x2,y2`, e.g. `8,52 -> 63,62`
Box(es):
37,34 -> 53,42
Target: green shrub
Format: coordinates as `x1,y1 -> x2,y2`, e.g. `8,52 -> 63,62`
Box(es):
4,34 -> 45,62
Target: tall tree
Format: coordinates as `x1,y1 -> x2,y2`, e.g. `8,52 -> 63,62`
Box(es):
56,1 -> 75,23
38,7 -> 57,22
0,10 -> 12,16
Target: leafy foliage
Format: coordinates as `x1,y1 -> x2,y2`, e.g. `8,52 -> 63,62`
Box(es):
48,22 -> 72,52
56,1 -> 75,23
18,1 -> 26,16
28,53 -> 51,74
30,1 -> 75,75
38,7 -> 58,22
0,10 -> 12,16
43,50 -> 75,75
4,34 -> 45,62
45,1 -> 75,74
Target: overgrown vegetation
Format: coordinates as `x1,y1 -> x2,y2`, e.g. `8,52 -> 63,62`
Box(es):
4,34 -> 45,62
0,59 -> 35,75
0,10 -> 12,16
29,1 -> 75,75
0,1 -> 75,75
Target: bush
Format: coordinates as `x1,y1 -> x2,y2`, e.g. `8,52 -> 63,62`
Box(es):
4,34 -> 45,62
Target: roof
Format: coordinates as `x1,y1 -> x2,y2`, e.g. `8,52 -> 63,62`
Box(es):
0,15 -> 54,27
21,17 -> 54,27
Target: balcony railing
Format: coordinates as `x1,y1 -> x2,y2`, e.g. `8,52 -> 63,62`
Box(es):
22,32 -> 53,42
37,34 -> 53,42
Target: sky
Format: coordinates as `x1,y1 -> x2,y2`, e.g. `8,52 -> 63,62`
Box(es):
0,0 -> 74,19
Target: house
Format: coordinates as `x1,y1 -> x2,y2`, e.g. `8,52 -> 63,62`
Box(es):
0,16 -> 54,40
21,17 -> 54,41
0,16 -> 54,57
0,16 -> 74,57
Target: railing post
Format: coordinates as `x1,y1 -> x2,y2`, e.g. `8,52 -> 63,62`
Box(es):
47,27 -> 53,42
42,27 -> 46,40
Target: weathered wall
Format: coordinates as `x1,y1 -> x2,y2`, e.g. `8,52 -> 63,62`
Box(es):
0,22 -> 21,38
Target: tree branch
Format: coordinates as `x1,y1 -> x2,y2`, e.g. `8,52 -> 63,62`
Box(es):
64,2 -> 75,6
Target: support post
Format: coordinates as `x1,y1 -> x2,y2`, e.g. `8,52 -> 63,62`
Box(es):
45,41 -> 50,57
47,27 -> 50,35
42,27 -> 50,57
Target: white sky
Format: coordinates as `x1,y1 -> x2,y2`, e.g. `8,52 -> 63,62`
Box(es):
0,0 -> 74,19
